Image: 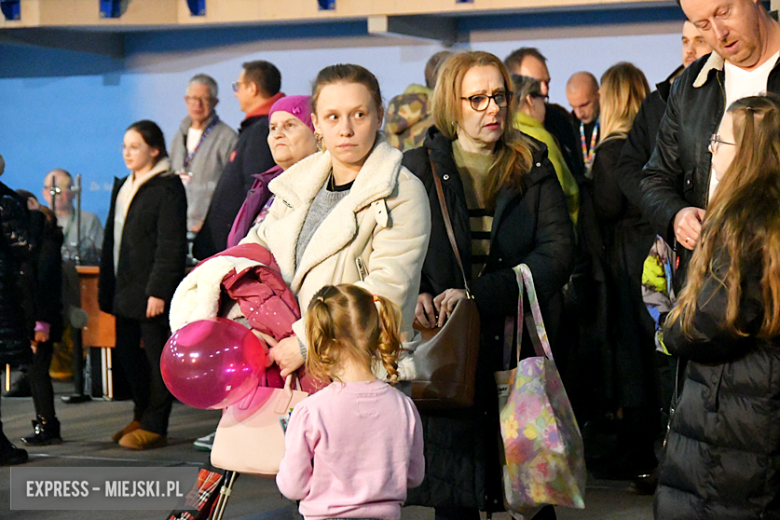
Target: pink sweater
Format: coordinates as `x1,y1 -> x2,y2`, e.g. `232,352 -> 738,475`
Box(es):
276,379 -> 424,520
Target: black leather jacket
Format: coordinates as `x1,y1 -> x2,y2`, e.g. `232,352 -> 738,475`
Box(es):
639,51 -> 780,284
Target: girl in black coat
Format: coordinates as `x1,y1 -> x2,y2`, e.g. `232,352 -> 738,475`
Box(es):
15,193 -> 64,446
98,120 -> 187,450
589,63 -> 658,478
656,95 -> 780,519
402,52 -> 575,520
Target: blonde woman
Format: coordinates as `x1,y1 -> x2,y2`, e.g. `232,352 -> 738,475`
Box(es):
589,62 -> 657,479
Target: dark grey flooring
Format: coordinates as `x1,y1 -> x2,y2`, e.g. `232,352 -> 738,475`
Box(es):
0,380 -> 653,520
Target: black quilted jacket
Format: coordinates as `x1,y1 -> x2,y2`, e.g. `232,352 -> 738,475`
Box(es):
657,255 -> 780,519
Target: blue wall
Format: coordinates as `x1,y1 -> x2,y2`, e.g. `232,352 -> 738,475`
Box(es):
0,10 -> 686,224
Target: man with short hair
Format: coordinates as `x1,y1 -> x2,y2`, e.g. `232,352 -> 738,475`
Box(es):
41,169 -> 103,264
384,50 -> 452,151
505,47 -> 583,180
566,72 -> 601,176
193,61 -> 284,260
170,74 -> 238,236
640,0 -> 780,277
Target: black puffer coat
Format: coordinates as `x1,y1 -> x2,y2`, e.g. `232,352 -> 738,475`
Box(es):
402,126 -> 575,510
99,171 -> 187,321
0,181 -> 33,365
657,255 -> 780,519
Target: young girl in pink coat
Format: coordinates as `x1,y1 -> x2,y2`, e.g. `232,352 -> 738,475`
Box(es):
276,284 -> 424,520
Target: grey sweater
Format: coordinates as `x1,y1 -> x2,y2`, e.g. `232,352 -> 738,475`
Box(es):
170,113 -> 238,232
295,180 -> 351,269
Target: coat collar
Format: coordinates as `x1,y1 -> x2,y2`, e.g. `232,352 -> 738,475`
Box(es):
263,134 -> 401,288
693,52 -> 725,88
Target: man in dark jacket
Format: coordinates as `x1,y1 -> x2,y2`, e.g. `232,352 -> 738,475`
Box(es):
193,61 -> 284,260
639,0 -> 780,284
0,154 -> 33,465
504,48 -> 584,180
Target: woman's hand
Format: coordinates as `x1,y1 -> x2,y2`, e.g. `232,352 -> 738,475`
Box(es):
433,289 -> 468,328
414,293 -> 437,329
146,296 -> 165,318
266,335 -> 305,377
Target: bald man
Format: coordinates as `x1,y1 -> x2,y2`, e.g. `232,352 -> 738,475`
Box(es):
566,72 -> 601,174
42,169 -> 103,264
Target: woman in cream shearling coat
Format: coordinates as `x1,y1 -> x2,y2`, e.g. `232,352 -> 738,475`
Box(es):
242,64 -> 430,377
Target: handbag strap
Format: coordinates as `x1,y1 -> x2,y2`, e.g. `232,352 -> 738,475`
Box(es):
515,264 -> 554,363
428,150 -> 472,295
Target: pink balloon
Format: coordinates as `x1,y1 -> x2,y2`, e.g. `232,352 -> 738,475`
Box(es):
161,318 -> 268,410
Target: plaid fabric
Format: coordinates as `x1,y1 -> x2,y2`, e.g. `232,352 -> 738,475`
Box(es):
166,467 -> 224,520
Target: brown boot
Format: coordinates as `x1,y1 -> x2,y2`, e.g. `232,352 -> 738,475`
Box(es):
118,429 -> 167,450
112,420 -> 141,443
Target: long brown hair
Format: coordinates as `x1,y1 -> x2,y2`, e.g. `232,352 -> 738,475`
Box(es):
598,62 -> 650,140
432,51 -> 534,208
305,284 -> 403,383
669,94 -> 780,338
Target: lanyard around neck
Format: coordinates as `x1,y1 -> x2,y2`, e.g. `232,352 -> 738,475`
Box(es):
580,120 -> 599,171
183,116 -> 220,169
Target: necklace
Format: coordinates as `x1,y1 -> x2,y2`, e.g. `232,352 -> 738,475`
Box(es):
580,120 -> 599,172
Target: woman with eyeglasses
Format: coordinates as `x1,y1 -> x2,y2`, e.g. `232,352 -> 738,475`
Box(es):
511,74 -> 579,224
402,51 -> 575,520
98,120 -> 187,451
656,94 -> 780,519
587,62 -> 658,481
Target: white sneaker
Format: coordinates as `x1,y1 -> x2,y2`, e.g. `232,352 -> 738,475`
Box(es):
193,431 -> 216,451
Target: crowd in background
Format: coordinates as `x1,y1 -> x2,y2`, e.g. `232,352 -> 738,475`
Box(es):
1,0 -> 780,519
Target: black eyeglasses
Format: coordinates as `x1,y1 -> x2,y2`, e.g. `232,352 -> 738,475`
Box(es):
461,91 -> 513,111
530,92 -> 549,103
709,133 -> 735,153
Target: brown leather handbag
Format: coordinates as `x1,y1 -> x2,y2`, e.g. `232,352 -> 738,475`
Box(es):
401,154 -> 481,410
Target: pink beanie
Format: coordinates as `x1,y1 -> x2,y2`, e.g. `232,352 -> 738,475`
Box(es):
268,95 -> 315,132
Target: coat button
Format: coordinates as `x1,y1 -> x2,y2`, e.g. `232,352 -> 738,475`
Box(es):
494,335 -> 500,341
442,174 -> 449,181
535,162 -> 541,167
498,258 -> 503,262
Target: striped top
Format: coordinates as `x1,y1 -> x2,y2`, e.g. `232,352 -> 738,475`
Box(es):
452,140 -> 494,280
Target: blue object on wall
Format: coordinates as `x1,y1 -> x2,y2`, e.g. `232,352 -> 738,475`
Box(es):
99,0 -> 122,18
318,0 -> 335,10
0,0 -> 20,21
187,0 -> 205,16
455,0 -> 473,3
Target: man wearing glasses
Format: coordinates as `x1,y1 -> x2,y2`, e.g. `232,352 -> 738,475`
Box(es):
640,0 -> 780,281
193,61 -> 284,260
170,74 -> 237,236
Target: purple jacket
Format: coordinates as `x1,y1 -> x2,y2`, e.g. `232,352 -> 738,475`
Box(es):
227,164 -> 284,248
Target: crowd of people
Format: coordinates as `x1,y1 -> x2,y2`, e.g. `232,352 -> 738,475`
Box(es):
1,0 -> 780,518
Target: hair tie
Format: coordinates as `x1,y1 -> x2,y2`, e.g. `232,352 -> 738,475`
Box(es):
373,294 -> 380,303
316,296 -> 325,303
